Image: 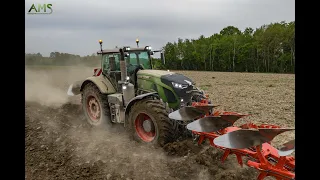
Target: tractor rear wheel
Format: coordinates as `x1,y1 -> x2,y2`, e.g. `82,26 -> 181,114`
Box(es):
127,98 -> 179,146
81,82 -> 111,127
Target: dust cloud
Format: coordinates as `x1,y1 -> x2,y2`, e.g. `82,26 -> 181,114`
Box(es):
25,69 -> 68,107
25,66 -> 93,107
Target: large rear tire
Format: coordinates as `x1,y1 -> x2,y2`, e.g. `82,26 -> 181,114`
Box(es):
81,82 -> 111,127
127,98 -> 179,147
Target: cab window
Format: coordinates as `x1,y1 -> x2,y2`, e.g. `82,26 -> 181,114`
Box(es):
125,51 -> 151,69
102,53 -> 121,74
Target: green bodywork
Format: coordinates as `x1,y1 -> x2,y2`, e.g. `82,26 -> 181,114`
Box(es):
136,70 -> 180,109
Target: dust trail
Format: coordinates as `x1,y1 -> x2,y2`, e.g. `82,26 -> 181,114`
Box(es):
25,66 -> 93,107
25,69 -> 68,107
46,102 -> 174,180
197,169 -> 210,180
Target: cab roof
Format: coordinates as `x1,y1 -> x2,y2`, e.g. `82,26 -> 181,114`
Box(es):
97,47 -> 150,55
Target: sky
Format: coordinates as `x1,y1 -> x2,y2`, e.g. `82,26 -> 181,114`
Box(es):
25,0 -> 295,57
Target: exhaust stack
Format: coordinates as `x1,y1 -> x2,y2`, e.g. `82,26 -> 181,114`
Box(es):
119,47 -> 134,106
119,48 -> 128,82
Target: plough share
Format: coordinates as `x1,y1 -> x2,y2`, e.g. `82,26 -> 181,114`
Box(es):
169,99 -> 295,180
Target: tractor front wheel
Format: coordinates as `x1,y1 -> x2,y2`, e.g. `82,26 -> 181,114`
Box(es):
81,82 -> 111,127
127,98 -> 178,146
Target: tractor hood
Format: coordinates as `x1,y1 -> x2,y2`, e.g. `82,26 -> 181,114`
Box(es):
137,69 -> 175,78
137,70 -> 194,86
137,69 -> 195,103
160,72 -> 194,87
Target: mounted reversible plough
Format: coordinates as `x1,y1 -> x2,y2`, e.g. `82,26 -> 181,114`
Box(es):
168,98 -> 295,180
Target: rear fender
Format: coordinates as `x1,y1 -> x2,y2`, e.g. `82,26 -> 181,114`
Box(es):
81,76 -> 116,94
67,76 -> 116,96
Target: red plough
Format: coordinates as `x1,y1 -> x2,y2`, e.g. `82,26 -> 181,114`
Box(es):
169,98 -> 295,180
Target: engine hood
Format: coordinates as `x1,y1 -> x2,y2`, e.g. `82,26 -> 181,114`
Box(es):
137,69 -> 175,78
160,73 -> 194,86
137,69 -> 195,105
137,69 -> 194,85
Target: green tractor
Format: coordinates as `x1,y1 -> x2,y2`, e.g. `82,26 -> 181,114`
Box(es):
67,39 -> 211,146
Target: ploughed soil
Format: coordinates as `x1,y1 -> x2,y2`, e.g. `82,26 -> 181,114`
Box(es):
25,66 -> 294,180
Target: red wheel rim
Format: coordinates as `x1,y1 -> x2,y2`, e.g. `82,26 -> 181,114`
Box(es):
134,113 -> 156,142
86,95 -> 101,121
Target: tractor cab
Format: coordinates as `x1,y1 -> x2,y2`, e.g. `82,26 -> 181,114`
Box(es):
97,40 -> 158,91
99,51 -> 122,90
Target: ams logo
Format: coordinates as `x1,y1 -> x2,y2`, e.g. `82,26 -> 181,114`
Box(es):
28,4 -> 53,14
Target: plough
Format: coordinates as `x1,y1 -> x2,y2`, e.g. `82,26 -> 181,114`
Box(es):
169,99 -> 295,180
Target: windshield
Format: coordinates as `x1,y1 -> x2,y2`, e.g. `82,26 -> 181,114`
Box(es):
126,51 -> 151,69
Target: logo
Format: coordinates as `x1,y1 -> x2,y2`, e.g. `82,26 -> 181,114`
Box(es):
27,4 -> 53,14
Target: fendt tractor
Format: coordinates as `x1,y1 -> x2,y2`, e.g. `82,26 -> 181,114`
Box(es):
67,39 -> 212,146
67,39 -> 296,179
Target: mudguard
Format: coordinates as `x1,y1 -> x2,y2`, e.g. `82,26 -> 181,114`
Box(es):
124,92 -> 159,117
67,76 -> 116,96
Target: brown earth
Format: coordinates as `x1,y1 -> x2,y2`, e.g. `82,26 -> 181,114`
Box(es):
25,66 -> 295,180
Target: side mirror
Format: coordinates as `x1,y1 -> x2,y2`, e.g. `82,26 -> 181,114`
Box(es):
160,52 -> 165,64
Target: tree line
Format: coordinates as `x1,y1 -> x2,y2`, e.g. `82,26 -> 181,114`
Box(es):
25,52 -> 100,67
26,20 -> 294,73
160,21 -> 295,73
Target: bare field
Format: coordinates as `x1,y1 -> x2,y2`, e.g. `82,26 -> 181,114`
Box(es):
25,66 -> 295,180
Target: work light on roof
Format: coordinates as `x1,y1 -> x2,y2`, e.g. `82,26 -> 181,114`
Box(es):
145,46 -> 152,50
123,46 -> 130,52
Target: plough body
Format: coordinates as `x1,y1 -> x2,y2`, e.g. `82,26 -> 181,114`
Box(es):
169,97 -> 295,180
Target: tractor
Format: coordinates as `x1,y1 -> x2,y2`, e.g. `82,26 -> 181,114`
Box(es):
67,39 -> 212,146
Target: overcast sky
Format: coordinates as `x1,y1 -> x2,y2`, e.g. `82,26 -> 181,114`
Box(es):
25,0 -> 295,57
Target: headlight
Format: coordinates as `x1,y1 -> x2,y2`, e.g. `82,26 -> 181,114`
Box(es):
172,82 -> 188,89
